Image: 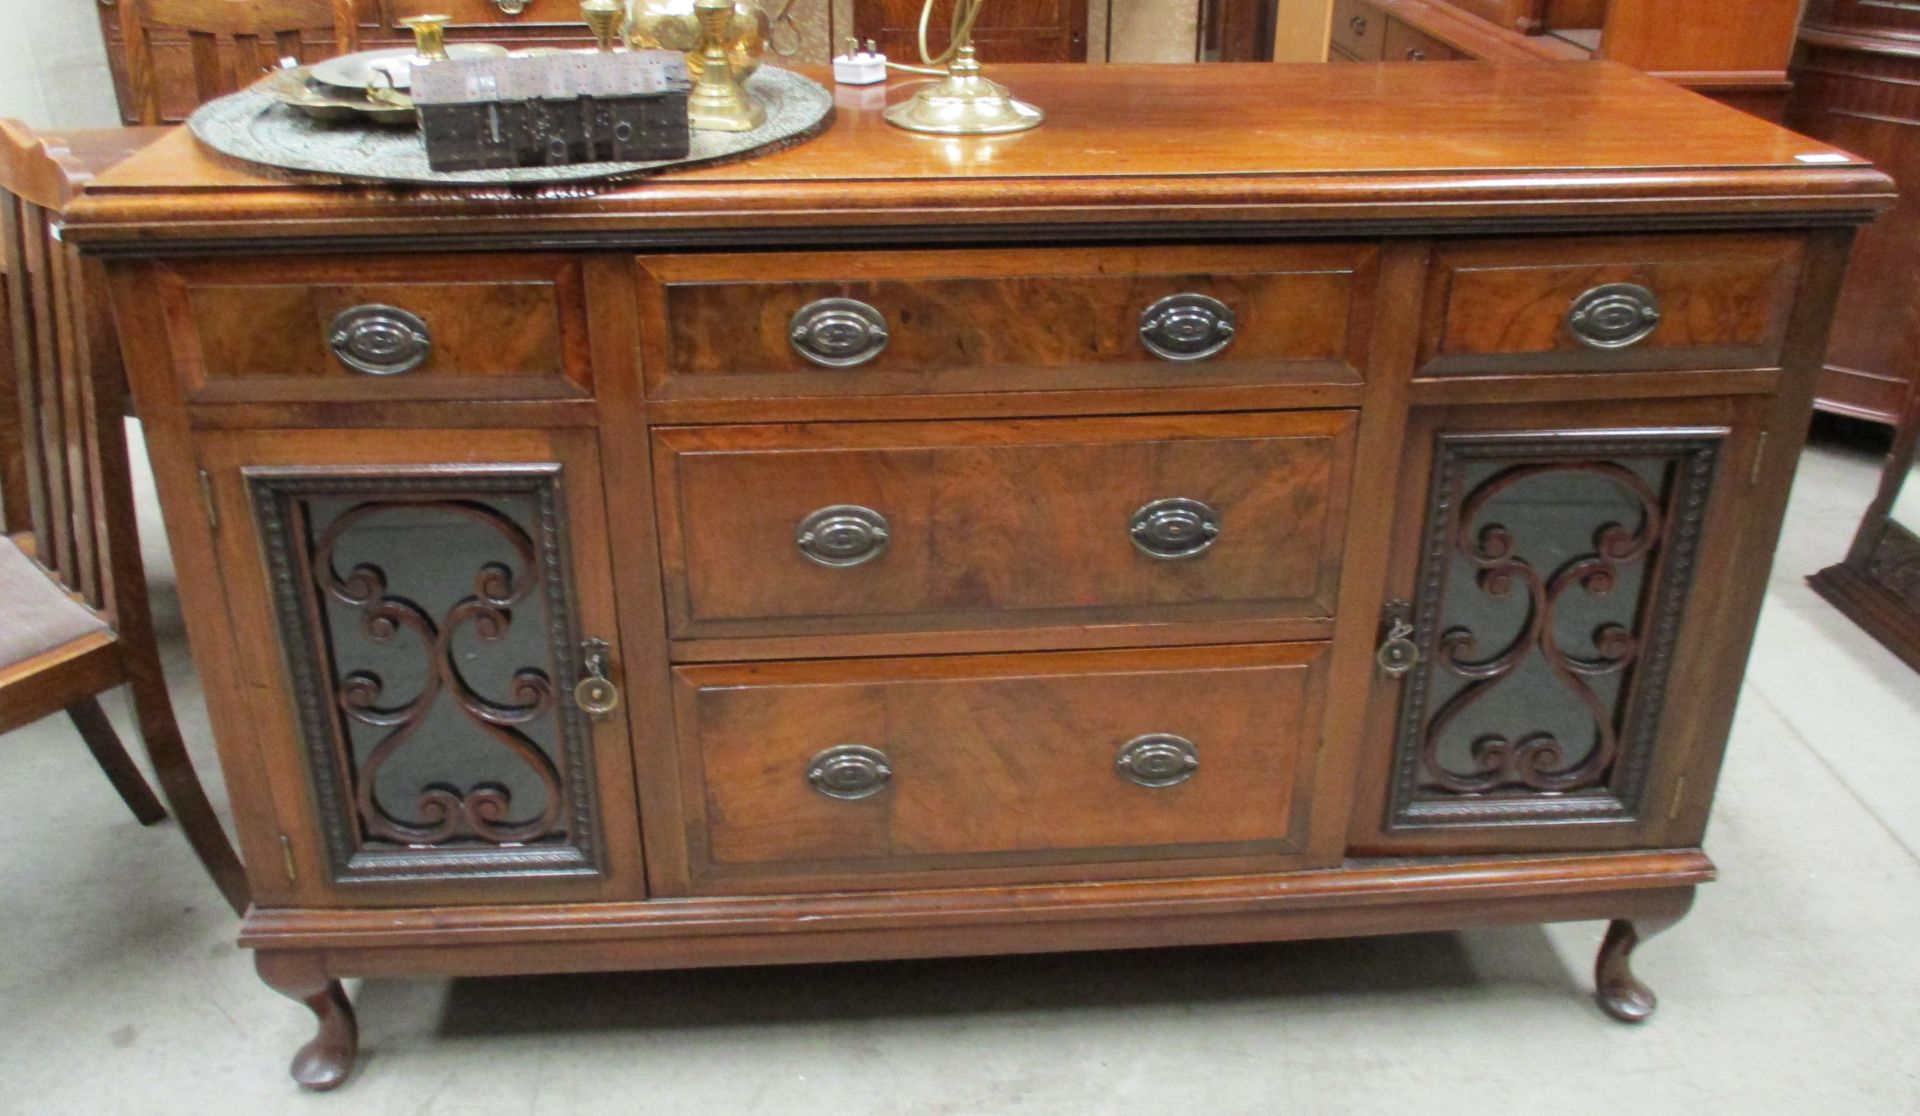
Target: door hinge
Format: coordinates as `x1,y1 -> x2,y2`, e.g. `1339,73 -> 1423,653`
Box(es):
279,833 -> 298,884
1668,776 -> 1687,821
1749,431 -> 1770,486
198,468 -> 218,530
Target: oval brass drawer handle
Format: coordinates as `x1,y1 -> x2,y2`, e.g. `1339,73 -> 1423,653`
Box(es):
1139,293 -> 1236,361
796,504 -> 891,567
328,304 -> 432,376
1568,283 -> 1662,350
789,297 -> 890,367
807,745 -> 893,799
1130,497 -> 1220,560
1117,734 -> 1198,787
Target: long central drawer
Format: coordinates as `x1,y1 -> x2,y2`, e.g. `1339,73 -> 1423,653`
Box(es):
670,643 -> 1333,894
652,411 -> 1357,642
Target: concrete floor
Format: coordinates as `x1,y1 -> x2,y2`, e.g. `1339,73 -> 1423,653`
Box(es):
2,421 -> 1917,1115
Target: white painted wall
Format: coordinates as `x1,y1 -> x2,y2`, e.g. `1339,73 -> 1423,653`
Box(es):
0,0 -> 121,128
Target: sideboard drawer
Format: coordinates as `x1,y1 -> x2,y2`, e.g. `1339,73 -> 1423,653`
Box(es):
1418,234 -> 1804,375
385,0 -> 591,31
634,244 -> 1374,401
153,255 -> 593,404
673,643 -> 1331,894
1331,0 -> 1386,59
653,411 -> 1357,641
1383,18 -> 1467,62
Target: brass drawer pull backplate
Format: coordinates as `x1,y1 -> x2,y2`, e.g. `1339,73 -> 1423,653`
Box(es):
328,304 -> 433,376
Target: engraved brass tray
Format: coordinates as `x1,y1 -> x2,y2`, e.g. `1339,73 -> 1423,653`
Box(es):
187,65 -> 832,186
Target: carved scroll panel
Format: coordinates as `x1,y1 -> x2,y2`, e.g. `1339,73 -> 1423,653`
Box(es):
252,466 -> 603,882
1388,429 -> 1723,829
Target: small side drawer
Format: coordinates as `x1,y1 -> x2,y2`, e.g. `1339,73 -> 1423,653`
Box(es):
154,254 -> 593,404
652,411 -> 1357,642
385,0 -> 588,30
1417,234 -> 1805,376
634,243 -> 1374,401
672,643 -> 1332,894
1383,18 -> 1467,61
1331,0 -> 1386,59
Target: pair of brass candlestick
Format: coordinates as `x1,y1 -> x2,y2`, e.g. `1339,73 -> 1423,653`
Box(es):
589,0 -> 763,131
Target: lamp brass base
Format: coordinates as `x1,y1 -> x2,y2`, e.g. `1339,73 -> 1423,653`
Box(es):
884,56 -> 1042,136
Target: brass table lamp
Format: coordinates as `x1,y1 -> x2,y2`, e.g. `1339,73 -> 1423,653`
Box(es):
884,0 -> 1041,135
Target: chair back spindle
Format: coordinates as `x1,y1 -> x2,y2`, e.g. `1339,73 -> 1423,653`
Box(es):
0,122 -> 120,619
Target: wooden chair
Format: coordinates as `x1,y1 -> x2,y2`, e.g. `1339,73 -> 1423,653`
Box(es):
122,0 -> 359,126
0,120 -> 248,915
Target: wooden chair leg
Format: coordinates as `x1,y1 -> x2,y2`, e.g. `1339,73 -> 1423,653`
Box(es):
67,697 -> 166,826
121,654 -> 251,916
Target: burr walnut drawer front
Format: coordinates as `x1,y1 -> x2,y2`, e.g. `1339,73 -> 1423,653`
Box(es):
671,644 -> 1332,894
652,411 -> 1357,641
1418,234 -> 1805,376
633,244 -> 1374,400
153,255 -> 593,404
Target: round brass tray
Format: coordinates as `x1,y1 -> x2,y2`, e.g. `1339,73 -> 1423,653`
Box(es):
186,65 -> 832,186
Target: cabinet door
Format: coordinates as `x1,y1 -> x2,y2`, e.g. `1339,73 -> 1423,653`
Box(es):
1353,395 -> 1770,854
201,428 -> 645,905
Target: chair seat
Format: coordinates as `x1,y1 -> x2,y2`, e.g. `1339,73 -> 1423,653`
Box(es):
0,538 -> 109,670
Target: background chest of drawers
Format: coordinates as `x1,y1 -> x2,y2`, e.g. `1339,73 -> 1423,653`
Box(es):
65,65 -> 1889,1089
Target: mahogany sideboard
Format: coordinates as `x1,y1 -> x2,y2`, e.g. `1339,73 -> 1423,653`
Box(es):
63,63 -> 1891,1090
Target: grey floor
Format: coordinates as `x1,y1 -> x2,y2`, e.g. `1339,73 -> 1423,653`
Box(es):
3,421 -> 1917,1115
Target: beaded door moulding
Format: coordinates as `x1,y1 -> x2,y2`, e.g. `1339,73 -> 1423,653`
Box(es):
250,464 -> 606,883
1387,428 -> 1725,829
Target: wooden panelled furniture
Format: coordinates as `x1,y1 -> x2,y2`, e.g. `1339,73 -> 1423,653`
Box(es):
120,0 -> 360,127
102,0 -> 861,126
64,63 -> 1889,1089
1786,1 -> 1920,425
0,120 -> 247,915
1326,0 -> 1804,121
1811,380 -> 1920,671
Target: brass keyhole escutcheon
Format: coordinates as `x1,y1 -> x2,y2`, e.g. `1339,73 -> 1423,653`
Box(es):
1376,599 -> 1420,678
574,639 -> 620,718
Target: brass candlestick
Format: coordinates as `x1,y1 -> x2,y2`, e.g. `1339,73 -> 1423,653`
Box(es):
581,0 -> 625,52
884,0 -> 1040,135
686,0 -> 764,132
397,14 -> 451,61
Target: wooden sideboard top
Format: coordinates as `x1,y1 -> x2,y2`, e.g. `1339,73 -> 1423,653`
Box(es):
65,62 -> 1893,248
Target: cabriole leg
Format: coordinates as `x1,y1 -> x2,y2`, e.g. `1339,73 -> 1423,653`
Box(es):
256,952 -> 359,1090
1594,900 -> 1689,1023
